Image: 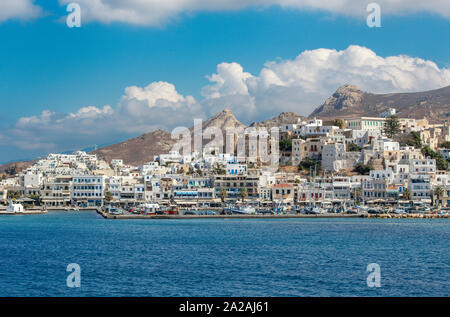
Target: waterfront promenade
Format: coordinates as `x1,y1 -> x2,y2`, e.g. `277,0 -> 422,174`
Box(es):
96,208 -> 449,220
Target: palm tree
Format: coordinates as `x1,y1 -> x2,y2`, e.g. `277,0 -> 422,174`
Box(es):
353,188 -> 361,204
218,189 -> 227,206
239,188 -> 248,203
434,186 -> 444,208
403,188 -> 411,201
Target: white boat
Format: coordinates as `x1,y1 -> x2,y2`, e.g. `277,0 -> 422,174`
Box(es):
140,203 -> 161,214
6,199 -> 24,213
303,205 -> 323,214
226,205 -> 256,215
394,208 -> 407,214
273,201 -> 289,214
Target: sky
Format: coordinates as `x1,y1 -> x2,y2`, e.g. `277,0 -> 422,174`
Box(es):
0,0 -> 449,163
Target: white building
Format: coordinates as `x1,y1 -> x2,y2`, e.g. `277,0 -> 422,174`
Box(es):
72,175 -> 105,207
409,159 -> 436,174
346,117 -> 386,131
409,174 -> 431,202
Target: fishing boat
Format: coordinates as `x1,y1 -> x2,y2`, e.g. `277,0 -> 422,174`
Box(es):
273,201 -> 289,214
225,204 -> 256,215
303,205 -> 322,214
163,205 -> 179,215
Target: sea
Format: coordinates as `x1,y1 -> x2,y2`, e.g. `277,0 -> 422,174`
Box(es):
0,211 -> 448,297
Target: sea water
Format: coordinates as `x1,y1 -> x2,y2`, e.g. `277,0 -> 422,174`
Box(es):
0,211 -> 448,296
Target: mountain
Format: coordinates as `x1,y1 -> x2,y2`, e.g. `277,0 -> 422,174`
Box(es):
250,112 -> 307,128
309,84 -> 450,122
201,108 -> 246,131
0,160 -> 35,178
91,129 -> 176,166
92,109 -> 246,165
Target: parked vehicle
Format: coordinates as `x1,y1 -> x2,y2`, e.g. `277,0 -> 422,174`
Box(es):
108,207 -> 122,215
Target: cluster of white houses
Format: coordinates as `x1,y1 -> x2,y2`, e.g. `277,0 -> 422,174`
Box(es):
3,109 -> 450,208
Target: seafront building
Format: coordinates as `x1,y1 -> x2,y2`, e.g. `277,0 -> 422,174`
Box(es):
2,108 -> 450,209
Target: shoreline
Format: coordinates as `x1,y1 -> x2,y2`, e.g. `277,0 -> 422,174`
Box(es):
1,207 -> 448,219
96,209 -> 449,220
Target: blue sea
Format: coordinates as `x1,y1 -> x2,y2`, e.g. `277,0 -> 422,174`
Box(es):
0,211 -> 448,297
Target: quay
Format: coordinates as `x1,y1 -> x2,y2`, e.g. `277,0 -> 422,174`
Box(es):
96,208 -> 449,220
0,208 -> 47,215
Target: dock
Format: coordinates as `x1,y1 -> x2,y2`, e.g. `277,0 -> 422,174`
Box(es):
96,208 -> 449,220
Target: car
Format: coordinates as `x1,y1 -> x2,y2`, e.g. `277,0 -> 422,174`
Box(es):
109,208 -> 123,215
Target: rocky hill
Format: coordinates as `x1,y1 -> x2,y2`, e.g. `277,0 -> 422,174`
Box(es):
0,160 -> 34,179
309,84 -> 450,122
92,109 -> 246,165
250,112 -> 307,128
91,129 -> 176,166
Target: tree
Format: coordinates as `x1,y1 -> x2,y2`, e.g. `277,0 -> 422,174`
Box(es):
403,188 -> 411,200
433,186 -> 444,207
212,163 -> 226,175
353,188 -> 361,204
333,119 -> 344,129
105,191 -> 113,203
347,143 -> 362,152
239,188 -> 248,203
218,189 -> 227,206
7,190 -> 20,200
421,146 -> 448,170
383,115 -> 401,139
440,141 -> 450,149
279,139 -> 292,151
353,163 -> 373,175
298,158 -> 321,171
407,131 -> 422,148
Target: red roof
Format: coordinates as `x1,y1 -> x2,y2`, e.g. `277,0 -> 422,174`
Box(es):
273,184 -> 293,188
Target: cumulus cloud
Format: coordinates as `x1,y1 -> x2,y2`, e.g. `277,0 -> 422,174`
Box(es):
2,45 -> 450,160
57,0 -> 450,26
0,0 -> 42,23
201,45 -> 450,122
1,82 -> 203,154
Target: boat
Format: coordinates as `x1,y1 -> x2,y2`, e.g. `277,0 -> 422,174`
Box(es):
303,205 -> 322,214
163,205 -> 179,215
225,204 -> 256,215
367,208 -> 382,214
394,207 -> 407,214
6,199 -> 24,213
273,201 -> 289,214
258,209 -> 275,215
140,203 -> 160,215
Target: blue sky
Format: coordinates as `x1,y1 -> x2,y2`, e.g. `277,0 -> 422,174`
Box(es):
0,1 -> 449,163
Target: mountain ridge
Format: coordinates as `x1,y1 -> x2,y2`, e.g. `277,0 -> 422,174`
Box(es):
4,85 -> 450,169
309,84 -> 450,121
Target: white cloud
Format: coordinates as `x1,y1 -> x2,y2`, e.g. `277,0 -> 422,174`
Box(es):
2,45 -> 450,159
3,83 -> 203,152
0,0 -> 42,23
201,45 -> 450,122
57,0 -> 450,26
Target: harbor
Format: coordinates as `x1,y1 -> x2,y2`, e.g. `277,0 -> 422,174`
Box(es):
96,205 -> 450,220
0,211 -> 448,297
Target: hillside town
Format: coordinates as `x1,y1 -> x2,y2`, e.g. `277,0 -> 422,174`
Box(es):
2,108 -> 450,215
